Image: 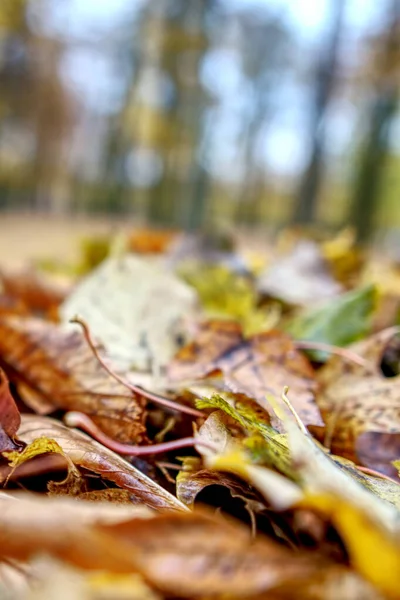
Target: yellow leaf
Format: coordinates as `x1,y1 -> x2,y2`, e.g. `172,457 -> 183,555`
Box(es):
4,436 -> 66,468
303,494 -> 400,599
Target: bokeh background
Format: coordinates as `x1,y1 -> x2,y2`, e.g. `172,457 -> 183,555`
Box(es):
0,0 -> 399,243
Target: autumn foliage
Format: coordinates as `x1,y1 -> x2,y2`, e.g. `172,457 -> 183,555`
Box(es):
0,229 -> 400,599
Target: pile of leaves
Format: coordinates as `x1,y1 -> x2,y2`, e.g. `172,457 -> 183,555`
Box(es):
1,227 -> 400,599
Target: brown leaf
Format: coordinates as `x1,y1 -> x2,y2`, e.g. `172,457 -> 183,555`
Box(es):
169,321 -> 322,428
102,510 -> 328,598
315,328 -> 400,475
176,458 -> 265,512
0,369 -> 22,452
0,493 -> 373,600
0,316 -> 146,443
0,493 -> 152,572
0,268 -> 69,315
14,414 -> 187,512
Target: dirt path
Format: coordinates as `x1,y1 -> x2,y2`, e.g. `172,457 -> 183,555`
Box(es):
0,213 -> 135,268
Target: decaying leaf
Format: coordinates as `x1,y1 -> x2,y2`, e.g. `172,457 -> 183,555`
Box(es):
0,369 -> 22,453
316,327 -> 400,475
0,493 -> 152,572
10,415 -> 187,512
169,321 -> 322,428
60,255 -> 198,373
0,493 -> 358,599
176,457 -> 267,513
103,509 -> 330,598
202,395 -> 400,598
0,316 -> 146,443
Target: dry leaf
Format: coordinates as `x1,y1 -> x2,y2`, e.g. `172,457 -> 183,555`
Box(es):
257,240 -> 342,306
0,494 -> 349,599
0,316 -> 146,443
0,493 -> 152,572
176,458 -> 266,512
18,557 -> 161,600
60,255 -> 197,373
316,327 -> 400,475
0,268 -> 69,315
0,369 -> 22,453
103,509 -> 327,598
169,321 -> 322,428
11,415 -> 187,512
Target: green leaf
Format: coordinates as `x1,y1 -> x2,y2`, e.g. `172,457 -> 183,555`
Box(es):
285,284 -> 376,361
196,394 -> 294,477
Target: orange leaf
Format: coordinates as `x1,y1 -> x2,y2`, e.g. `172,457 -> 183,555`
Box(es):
0,316 -> 146,444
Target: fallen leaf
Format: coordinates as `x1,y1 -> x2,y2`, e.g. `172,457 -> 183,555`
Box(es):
11,415 -> 187,512
0,316 -> 146,443
286,285 -> 376,361
23,557 -> 161,600
169,321 -> 322,428
195,392 -> 295,478
0,268 -> 69,315
0,493 -> 349,599
0,493 -> 152,572
206,448 -> 303,511
257,240 -> 342,306
103,509 -> 328,598
179,264 -> 274,335
240,396 -> 400,598
0,369 -> 22,452
196,395 -> 400,511
59,255 -> 198,373
316,327 -> 400,475
176,457 -> 266,513
3,435 -> 85,497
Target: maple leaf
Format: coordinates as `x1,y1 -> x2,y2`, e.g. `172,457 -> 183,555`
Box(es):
0,316 -> 147,444
169,320 -> 322,428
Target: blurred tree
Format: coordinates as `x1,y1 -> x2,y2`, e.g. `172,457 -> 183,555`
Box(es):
120,0 -> 211,229
0,0 -> 75,213
234,10 -> 290,226
293,0 -> 345,226
348,0 -> 400,243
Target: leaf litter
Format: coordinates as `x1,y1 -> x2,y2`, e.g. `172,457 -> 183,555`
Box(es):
1,229 -> 400,598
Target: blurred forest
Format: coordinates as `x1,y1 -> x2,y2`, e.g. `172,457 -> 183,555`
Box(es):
0,0 -> 399,242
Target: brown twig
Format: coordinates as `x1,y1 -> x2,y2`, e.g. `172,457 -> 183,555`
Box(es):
64,411 -> 217,456
70,317 -> 205,419
295,340 -> 372,369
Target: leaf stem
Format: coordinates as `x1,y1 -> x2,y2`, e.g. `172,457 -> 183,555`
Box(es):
64,411 -> 218,456
295,340 -> 372,368
355,465 -> 400,484
70,317 -> 205,419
